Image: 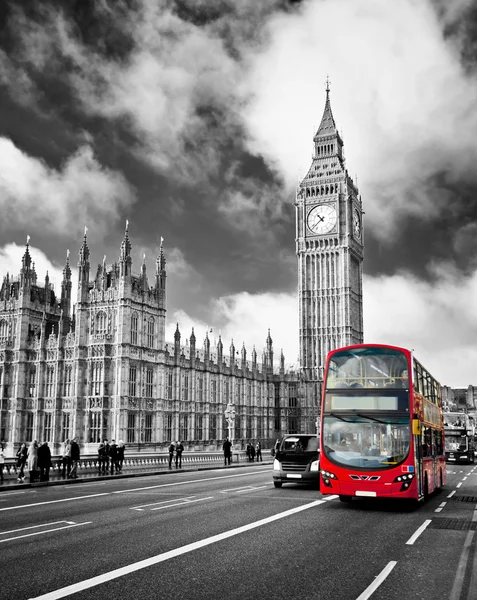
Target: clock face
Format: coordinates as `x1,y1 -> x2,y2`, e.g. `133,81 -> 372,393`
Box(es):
307,204 -> 337,235
353,209 -> 361,238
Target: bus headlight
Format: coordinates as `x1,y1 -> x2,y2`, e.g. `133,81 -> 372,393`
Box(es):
273,459 -> 281,470
320,469 -> 338,488
393,473 -> 414,491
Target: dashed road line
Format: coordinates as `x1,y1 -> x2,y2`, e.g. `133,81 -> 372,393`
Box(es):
406,520 -> 432,545
356,561 -> 397,600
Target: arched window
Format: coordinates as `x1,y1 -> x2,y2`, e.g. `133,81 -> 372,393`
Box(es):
131,313 -> 138,345
96,311 -> 107,335
0,319 -> 8,338
147,317 -> 155,348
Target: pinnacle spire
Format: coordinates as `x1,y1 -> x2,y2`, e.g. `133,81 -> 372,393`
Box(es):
314,80 -> 338,139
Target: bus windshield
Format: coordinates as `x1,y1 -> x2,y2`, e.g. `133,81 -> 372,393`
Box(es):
322,414 -> 411,469
326,346 -> 409,389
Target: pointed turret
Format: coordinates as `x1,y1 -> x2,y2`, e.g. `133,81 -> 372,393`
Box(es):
241,342 -> 247,369
44,271 -> 51,305
20,235 -> 32,289
217,335 -> 223,366
61,248 -> 72,314
266,329 -> 274,374
252,345 -> 257,371
78,227 -> 90,301
189,328 -> 196,366
155,237 -> 166,308
119,220 -> 132,277
204,330 -> 210,362
141,254 -> 148,291
174,323 -> 181,362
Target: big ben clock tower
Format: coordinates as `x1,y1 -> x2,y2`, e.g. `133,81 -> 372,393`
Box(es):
296,83 -> 364,381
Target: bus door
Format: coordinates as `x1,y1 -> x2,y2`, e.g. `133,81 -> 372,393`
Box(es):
413,420 -> 422,497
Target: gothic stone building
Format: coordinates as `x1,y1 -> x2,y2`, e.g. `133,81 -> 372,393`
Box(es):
0,227 -> 317,454
0,89 -> 362,454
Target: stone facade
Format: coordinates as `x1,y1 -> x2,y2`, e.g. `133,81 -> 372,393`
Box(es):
0,227 -> 318,454
295,86 -> 364,380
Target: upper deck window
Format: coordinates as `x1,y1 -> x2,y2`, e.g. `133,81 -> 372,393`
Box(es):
326,347 -> 409,390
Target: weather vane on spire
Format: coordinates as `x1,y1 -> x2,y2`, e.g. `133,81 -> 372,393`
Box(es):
325,75 -> 331,95
26,234 -> 30,245
84,226 -> 88,236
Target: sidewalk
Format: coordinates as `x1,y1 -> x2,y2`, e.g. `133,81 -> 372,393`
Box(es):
0,454 -> 272,491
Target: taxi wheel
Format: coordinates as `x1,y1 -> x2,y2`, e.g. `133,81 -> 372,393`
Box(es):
273,481 -> 282,488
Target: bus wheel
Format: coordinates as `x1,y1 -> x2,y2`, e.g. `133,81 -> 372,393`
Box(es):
273,481 -> 282,488
339,495 -> 352,502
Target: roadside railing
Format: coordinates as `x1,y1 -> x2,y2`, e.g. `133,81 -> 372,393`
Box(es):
1,450 -> 272,480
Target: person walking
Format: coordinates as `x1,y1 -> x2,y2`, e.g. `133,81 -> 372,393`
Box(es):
168,442 -> 175,469
109,439 -> 118,474
38,442 -> 52,481
255,441 -> 262,462
117,441 -> 125,473
97,442 -> 106,474
175,441 -> 184,469
250,443 -> 256,462
68,437 -> 80,478
246,441 -> 252,461
16,442 -> 28,482
61,439 -> 71,478
27,440 -> 39,482
223,437 -> 232,466
0,445 -> 4,484
101,439 -> 110,474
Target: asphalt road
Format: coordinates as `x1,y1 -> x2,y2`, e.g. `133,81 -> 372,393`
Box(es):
0,463 -> 476,600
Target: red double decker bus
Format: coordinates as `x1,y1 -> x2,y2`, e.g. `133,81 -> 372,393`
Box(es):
319,344 -> 446,503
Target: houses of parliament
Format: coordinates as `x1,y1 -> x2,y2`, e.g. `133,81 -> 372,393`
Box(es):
0,89 -> 364,453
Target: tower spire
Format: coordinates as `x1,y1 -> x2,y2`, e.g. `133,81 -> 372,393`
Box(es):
119,219 -> 132,277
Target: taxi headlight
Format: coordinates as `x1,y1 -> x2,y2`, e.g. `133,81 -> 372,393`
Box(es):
273,459 -> 281,470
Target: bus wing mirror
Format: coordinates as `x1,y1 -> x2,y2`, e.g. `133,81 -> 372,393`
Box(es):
412,420 -> 421,435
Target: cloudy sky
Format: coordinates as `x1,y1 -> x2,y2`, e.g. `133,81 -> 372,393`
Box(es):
1,0 -> 477,387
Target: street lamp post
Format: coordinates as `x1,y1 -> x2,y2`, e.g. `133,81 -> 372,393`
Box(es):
224,403 -> 235,449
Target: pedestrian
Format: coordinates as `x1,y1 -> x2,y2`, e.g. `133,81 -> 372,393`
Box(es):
97,442 -> 106,474
61,439 -> 71,477
246,441 -> 252,461
117,441 -> 125,473
0,445 -> 4,484
175,441 -> 184,469
223,437 -> 232,466
255,441 -> 262,462
250,442 -> 256,462
68,437 -> 80,478
27,440 -> 39,482
168,442 -> 175,469
109,439 -> 118,474
38,441 -> 52,481
101,439 -> 110,474
16,442 -> 28,481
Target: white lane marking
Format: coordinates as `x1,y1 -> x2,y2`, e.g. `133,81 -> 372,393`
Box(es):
0,471 -> 269,512
457,483 -> 462,488
355,561 -> 397,600
435,502 -> 446,513
130,496 -> 197,511
150,496 -> 214,510
0,521 -> 91,544
449,530 -> 474,600
0,490 -> 27,498
0,493 -> 109,512
30,499 -> 326,600
112,471 -> 270,495
448,490 -> 456,498
463,477 -> 468,481
323,495 -> 339,501
406,520 -> 432,545
0,521 -> 76,535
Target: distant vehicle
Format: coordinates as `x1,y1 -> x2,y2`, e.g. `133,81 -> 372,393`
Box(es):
272,434 -> 320,488
319,343 -> 446,503
444,412 -> 475,464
